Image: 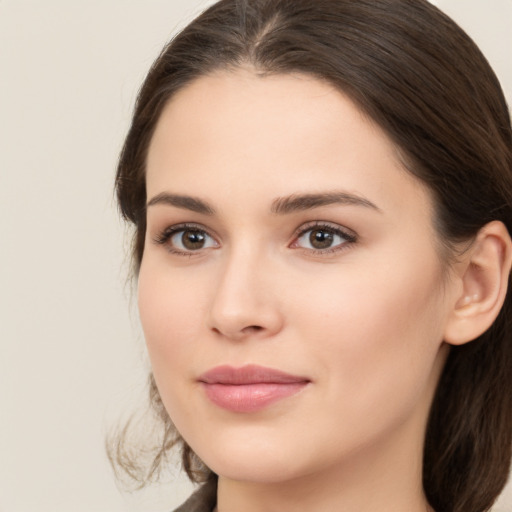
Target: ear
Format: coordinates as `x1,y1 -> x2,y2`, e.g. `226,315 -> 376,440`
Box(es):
444,221 -> 512,346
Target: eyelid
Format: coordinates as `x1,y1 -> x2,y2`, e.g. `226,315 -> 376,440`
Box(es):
152,222 -> 220,256
151,220 -> 357,256
290,221 -> 358,253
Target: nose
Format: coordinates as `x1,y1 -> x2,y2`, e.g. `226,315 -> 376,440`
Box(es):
207,248 -> 284,342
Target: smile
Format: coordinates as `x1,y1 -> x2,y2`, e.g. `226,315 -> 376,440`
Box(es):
198,364 -> 310,413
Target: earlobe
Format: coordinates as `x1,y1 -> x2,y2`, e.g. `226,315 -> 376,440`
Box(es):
444,221 -> 512,346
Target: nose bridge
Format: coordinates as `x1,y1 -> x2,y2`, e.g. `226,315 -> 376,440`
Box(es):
208,241 -> 282,339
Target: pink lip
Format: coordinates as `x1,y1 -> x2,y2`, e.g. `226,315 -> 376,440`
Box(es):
198,365 -> 310,413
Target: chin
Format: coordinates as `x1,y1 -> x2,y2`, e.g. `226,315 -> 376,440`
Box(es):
209,457 -> 303,485
190,430 -> 309,484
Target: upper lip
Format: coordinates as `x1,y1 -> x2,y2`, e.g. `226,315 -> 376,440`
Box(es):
198,364 -> 310,385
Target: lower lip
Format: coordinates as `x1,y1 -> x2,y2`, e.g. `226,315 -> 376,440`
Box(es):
201,382 -> 308,413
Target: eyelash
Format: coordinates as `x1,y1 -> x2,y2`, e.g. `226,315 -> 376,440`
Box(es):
152,223 -> 216,257
152,221 -> 357,257
291,221 -> 357,255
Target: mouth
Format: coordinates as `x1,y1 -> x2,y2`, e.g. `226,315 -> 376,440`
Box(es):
198,364 -> 310,413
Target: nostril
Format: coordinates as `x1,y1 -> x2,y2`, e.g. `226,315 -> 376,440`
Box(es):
210,325 -> 263,337
243,325 -> 264,333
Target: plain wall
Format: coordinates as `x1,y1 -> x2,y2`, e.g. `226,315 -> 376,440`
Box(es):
0,1 -> 511,511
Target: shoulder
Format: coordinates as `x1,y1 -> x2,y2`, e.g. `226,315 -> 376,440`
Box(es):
172,480 -> 217,512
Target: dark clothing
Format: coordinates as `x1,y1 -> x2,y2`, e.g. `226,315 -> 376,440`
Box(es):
173,480 -> 217,512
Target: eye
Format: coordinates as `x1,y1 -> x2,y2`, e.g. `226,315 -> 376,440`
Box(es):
292,223 -> 356,253
171,228 -> 216,251
153,224 -> 218,254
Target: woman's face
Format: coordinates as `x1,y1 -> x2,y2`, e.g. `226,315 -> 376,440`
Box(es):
139,70 -> 456,484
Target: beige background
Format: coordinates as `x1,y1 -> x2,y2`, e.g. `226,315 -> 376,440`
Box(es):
0,1 -> 511,511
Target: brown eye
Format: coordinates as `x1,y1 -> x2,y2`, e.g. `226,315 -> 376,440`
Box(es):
295,224 -> 354,252
181,230 -> 206,250
309,229 -> 335,249
169,228 -> 217,252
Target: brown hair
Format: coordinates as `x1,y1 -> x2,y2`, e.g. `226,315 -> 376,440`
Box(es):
112,1 -> 512,511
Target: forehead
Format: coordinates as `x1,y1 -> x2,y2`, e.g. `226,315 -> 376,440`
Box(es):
146,69 -> 432,221
148,70 -> 377,168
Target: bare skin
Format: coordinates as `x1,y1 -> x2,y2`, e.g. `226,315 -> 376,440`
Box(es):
139,69 -> 511,512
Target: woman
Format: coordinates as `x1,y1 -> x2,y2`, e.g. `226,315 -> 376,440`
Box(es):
111,0 -> 512,511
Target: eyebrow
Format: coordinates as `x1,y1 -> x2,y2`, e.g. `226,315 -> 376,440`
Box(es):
146,190 -> 380,216
270,192 -> 381,214
147,192 -> 216,215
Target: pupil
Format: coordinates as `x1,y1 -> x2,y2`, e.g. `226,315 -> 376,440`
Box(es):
310,229 -> 333,249
183,230 -> 205,250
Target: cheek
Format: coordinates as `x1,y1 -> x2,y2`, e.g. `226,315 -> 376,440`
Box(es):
137,261 -> 206,371
294,251 -> 447,410
326,244 -> 444,341
137,262 -> 210,426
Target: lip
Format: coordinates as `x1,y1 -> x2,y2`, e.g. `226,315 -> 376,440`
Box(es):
198,364 -> 310,413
